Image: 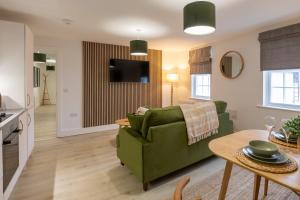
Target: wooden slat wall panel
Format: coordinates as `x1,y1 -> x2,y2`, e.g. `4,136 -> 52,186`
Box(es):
83,41 -> 162,127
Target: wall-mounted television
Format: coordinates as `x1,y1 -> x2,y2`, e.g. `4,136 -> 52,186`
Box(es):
109,59 -> 149,83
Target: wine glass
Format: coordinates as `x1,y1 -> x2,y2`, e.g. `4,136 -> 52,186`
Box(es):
280,118 -> 292,143
264,116 -> 276,137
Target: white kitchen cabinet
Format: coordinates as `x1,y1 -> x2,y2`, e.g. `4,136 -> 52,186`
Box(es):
27,108 -> 34,157
0,20 -> 34,109
0,20 -> 34,200
0,130 -> 3,200
19,112 -> 28,169
25,26 -> 34,109
3,112 -> 28,200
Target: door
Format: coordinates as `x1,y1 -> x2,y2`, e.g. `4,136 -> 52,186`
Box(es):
27,108 -> 34,157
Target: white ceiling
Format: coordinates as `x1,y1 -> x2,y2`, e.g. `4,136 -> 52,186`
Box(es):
0,0 -> 300,51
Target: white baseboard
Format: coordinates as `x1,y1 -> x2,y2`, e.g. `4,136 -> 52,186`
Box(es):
58,124 -> 119,137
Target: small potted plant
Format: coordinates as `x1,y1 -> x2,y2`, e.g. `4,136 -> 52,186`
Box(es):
282,115 -> 300,150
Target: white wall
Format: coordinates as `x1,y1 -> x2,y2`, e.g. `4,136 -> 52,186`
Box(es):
36,20 -> 300,136
34,36 -> 118,136
161,21 -> 300,131
34,36 -> 83,135
211,30 -> 299,131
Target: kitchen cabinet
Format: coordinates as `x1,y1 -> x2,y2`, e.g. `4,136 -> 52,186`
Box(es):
25,25 -> 34,109
19,112 -> 28,169
0,20 -> 34,200
27,108 -> 34,157
0,130 -> 3,200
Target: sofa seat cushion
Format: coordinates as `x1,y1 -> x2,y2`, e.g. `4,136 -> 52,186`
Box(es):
141,106 -> 184,138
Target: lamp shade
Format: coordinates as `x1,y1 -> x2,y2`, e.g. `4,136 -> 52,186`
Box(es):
130,40 -> 148,56
167,73 -> 179,83
34,53 -> 47,63
184,1 -> 216,35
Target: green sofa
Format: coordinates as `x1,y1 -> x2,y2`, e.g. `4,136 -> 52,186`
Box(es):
116,102 -> 233,191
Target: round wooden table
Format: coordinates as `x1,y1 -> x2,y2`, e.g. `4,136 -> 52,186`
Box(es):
115,118 -> 130,128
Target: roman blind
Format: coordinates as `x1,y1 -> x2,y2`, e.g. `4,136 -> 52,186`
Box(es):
189,46 -> 212,74
259,22 -> 300,71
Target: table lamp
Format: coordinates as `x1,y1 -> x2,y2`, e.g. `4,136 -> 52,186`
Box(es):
167,73 -> 178,106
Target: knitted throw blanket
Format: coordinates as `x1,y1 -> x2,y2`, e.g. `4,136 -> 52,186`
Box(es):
180,101 -> 219,145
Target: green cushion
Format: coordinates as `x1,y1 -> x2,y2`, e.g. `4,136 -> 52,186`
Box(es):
127,113 -> 144,133
141,106 -> 184,138
214,101 -> 227,114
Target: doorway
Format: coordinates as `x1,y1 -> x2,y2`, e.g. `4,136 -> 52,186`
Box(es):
33,53 -> 57,141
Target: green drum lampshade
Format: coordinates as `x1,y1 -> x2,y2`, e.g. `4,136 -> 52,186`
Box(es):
34,53 -> 47,63
184,1 -> 216,35
130,40 -> 148,56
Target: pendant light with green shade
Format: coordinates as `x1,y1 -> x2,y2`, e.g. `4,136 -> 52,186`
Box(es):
183,1 -> 216,35
34,53 -> 47,63
130,29 -> 148,56
130,40 -> 148,56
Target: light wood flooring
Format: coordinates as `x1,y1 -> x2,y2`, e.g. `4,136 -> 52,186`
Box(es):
35,105 -> 56,141
9,129 -> 225,200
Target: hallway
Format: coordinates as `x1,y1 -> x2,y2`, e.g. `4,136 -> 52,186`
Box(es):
35,105 -> 56,141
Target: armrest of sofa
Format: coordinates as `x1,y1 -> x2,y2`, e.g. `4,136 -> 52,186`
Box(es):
117,128 -> 150,182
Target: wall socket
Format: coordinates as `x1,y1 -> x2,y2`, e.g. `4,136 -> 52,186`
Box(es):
70,113 -> 78,118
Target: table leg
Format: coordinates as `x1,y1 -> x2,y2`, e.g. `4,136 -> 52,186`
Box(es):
218,161 -> 233,200
253,174 -> 261,200
263,179 -> 268,198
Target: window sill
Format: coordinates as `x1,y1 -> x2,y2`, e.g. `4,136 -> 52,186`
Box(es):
256,105 -> 300,112
189,97 -> 211,101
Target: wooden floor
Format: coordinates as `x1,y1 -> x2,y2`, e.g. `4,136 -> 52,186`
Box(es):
9,129 -> 225,200
35,105 -> 56,141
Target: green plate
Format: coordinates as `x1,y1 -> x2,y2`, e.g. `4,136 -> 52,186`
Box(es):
242,147 -> 289,165
245,146 -> 279,160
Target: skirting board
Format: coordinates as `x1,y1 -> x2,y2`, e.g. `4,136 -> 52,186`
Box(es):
59,124 -> 119,137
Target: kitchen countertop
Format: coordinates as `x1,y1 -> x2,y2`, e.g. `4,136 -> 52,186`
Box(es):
0,108 -> 26,129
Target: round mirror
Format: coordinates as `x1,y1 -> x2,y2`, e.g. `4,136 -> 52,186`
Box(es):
220,51 -> 244,79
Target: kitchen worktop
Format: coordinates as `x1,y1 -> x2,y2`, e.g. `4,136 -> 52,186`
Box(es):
0,108 -> 26,129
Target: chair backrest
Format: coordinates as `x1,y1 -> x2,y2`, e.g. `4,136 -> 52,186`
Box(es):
173,177 -> 190,200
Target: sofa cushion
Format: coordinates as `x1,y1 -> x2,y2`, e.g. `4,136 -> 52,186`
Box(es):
127,113 -> 144,133
214,101 -> 227,114
141,106 -> 184,138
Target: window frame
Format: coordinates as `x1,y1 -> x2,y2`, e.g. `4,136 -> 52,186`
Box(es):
191,74 -> 211,100
263,70 -> 300,110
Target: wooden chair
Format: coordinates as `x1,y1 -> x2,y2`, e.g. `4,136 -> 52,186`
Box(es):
173,177 -> 202,200
174,177 -> 268,200
173,177 -> 190,200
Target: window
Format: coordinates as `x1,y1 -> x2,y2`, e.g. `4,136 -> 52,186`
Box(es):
264,70 -> 300,109
191,74 -> 211,99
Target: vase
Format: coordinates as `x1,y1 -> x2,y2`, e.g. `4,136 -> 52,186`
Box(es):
298,137 -> 300,152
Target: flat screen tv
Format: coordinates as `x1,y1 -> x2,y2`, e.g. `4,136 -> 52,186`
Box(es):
109,59 -> 149,83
